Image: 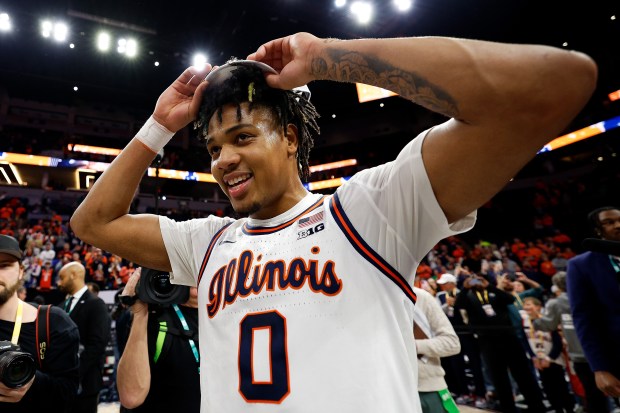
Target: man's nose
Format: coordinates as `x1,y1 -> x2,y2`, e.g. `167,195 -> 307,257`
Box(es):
215,145 -> 240,170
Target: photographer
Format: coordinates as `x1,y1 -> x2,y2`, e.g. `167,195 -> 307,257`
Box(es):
117,267 -> 200,413
0,235 -> 80,413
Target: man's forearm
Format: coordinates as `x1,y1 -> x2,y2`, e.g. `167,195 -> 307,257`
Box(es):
117,311 -> 151,408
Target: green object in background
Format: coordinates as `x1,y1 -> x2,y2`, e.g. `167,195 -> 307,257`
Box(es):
438,389 -> 460,413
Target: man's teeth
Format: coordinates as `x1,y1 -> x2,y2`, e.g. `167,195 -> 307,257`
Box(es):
227,174 -> 250,186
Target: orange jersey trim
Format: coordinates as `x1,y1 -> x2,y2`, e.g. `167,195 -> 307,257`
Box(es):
328,193 -> 417,305
242,196 -> 326,235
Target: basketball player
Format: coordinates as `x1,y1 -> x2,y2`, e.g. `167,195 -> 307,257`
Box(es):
70,32 -> 596,411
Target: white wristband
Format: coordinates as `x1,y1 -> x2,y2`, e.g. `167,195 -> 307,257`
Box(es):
134,116 -> 174,154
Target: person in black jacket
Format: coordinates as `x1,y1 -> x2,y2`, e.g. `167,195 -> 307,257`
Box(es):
0,234 -> 80,413
455,273 -> 545,413
117,267 -> 200,413
57,261 -> 111,413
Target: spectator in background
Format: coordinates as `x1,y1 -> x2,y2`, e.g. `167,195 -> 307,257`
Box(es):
522,296 -> 575,413
413,286 -> 461,413
532,271 -> 603,412
436,272 -> 487,408
39,260 -> 55,291
38,241 -> 56,265
567,206 -> 620,410
17,285 -> 27,301
455,273 -> 545,413
57,262 -> 112,413
119,261 -> 136,285
86,282 -> 100,297
551,249 -> 569,272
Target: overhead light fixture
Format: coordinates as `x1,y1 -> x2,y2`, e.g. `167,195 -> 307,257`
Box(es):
41,20 -> 53,38
117,37 -> 138,57
0,12 -> 11,32
97,32 -> 111,52
335,0 -> 347,7
393,0 -> 412,12
350,1 -> 373,24
192,53 -> 208,69
53,22 -> 68,42
40,20 -> 69,42
125,38 -> 137,57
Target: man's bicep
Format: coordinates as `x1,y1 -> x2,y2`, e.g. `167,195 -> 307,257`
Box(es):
421,119 -> 548,223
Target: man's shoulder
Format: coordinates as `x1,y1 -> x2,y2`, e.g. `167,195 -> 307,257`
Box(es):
569,251 -> 606,267
43,305 -> 79,333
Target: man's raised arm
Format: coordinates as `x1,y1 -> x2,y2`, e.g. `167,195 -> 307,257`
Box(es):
249,33 -> 597,223
70,65 -> 210,270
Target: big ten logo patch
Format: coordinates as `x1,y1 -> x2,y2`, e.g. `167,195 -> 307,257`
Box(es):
297,223 -> 325,240
297,211 -> 325,240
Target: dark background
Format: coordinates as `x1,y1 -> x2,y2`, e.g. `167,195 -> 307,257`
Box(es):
1,0 -> 617,133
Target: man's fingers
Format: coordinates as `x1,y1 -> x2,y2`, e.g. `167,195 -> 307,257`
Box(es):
187,65 -> 211,87
176,65 -> 210,86
188,81 -> 209,120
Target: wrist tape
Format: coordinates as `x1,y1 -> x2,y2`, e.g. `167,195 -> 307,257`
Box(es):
134,116 -> 174,154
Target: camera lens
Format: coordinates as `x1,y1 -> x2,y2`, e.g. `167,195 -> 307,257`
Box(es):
151,273 -> 174,297
138,267 -> 190,306
0,350 -> 36,388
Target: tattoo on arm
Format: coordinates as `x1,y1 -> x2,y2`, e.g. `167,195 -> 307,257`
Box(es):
311,48 -> 458,118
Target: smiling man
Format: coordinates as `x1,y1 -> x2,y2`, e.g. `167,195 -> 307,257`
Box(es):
70,32 -> 596,412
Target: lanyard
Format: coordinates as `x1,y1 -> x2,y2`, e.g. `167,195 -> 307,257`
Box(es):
525,317 -> 545,346
11,300 -> 24,345
513,293 -> 524,308
172,304 -> 200,370
475,290 -> 489,304
610,255 -> 620,273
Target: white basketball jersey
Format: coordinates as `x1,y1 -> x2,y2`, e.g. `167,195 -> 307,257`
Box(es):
160,132 -> 476,412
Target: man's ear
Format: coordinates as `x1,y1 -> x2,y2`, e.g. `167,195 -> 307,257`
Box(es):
285,124 -> 299,156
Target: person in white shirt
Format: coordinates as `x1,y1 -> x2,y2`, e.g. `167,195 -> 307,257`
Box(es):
414,286 -> 461,413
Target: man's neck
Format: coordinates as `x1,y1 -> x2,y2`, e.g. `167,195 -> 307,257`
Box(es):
0,294 -> 19,321
70,284 -> 86,296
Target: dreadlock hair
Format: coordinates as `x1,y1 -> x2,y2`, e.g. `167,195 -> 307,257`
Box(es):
194,58 -> 320,182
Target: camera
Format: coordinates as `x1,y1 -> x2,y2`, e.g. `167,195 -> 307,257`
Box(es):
136,267 -> 190,306
0,341 -> 36,388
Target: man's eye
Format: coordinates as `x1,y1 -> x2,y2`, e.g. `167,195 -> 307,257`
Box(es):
237,134 -> 251,142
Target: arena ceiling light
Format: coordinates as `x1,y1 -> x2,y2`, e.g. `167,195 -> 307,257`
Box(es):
393,0 -> 412,12
117,37 -> 138,58
334,0 -> 347,8
350,1 -> 373,24
0,12 -> 11,32
40,19 -> 69,42
192,53 -> 208,69
97,32 -> 111,52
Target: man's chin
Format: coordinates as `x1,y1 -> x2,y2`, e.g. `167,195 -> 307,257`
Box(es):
232,202 -> 261,218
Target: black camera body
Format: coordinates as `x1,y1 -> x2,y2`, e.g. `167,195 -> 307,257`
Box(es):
136,267 -> 190,306
0,340 -> 36,388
